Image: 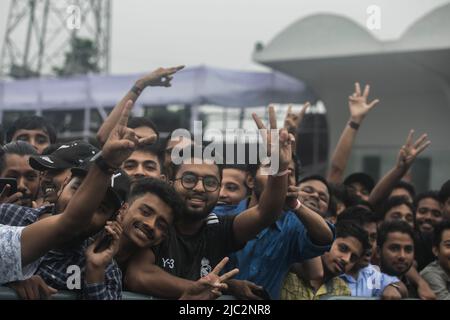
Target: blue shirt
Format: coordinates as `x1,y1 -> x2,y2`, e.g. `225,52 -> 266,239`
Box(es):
213,200 -> 335,300
340,264 -> 399,297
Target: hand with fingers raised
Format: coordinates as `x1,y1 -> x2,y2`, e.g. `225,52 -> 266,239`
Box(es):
135,65 -> 185,89
252,105 -> 295,174
85,216 -> 123,270
101,100 -> 156,169
284,102 -> 310,135
396,130 -> 431,172
0,184 -> 23,205
179,257 -> 239,300
348,82 -> 380,124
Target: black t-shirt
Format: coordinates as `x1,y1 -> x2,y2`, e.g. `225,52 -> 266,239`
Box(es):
415,231 -> 435,271
153,213 -> 242,280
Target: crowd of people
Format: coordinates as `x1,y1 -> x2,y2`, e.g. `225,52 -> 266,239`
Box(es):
0,66 -> 449,300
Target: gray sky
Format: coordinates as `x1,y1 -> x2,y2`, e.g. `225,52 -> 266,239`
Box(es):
0,0 -> 448,74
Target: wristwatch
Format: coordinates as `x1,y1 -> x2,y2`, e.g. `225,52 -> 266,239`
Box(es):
90,151 -> 117,175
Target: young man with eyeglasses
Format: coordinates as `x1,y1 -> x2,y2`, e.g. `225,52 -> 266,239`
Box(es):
124,106 -> 299,299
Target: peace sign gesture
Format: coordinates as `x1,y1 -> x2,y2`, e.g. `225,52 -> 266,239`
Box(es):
102,100 -> 156,168
179,257 -> 239,300
348,82 -> 380,123
396,130 -> 431,171
284,102 -> 310,134
252,105 -> 295,173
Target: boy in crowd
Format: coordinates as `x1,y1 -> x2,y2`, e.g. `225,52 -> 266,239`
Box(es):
281,220 -> 368,300
29,141 -> 98,205
414,191 -> 444,270
6,116 -> 57,154
0,142 -> 39,207
420,220 -> 450,299
377,220 -> 435,299
121,144 -> 166,182
381,196 -> 415,228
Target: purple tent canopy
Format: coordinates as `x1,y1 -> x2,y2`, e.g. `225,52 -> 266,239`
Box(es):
0,65 -> 316,111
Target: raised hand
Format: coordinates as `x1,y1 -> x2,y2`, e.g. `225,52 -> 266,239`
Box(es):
179,257 -> 239,300
284,102 -> 310,134
0,184 -> 23,205
136,65 -> 185,88
101,100 -> 155,168
252,105 -> 295,174
348,82 -> 379,123
396,130 -> 431,171
85,217 -> 123,269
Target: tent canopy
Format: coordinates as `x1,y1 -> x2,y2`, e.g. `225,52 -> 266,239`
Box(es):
0,65 -> 316,111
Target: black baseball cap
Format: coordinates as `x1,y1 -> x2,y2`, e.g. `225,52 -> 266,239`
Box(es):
71,165 -> 131,211
344,172 -> 375,193
29,141 -> 98,171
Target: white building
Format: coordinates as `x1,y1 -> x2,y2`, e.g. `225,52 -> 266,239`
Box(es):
253,2 -> 450,191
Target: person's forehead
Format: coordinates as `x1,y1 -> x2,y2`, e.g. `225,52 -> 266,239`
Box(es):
178,162 -> 219,177
441,229 -> 450,242
4,154 -> 32,169
127,150 -> 160,163
350,181 -> 368,190
385,231 -> 414,246
223,168 -> 246,183
132,192 -> 174,220
418,197 -> 441,208
335,236 -> 363,254
363,222 -> 377,233
389,204 -> 413,214
13,128 -> 49,137
134,126 -> 156,136
166,137 -> 192,150
299,179 -> 328,193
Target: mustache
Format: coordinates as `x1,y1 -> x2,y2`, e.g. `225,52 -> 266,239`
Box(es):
186,191 -> 208,201
135,221 -> 154,239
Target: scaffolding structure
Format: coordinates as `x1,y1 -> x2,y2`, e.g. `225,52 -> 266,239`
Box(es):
0,0 -> 111,78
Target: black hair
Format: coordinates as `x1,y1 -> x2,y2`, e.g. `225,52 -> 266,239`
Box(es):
330,183 -> 351,206
6,115 -> 57,144
128,116 -> 160,140
377,220 -> 416,249
438,180 -> 450,203
297,174 -> 332,204
335,220 -> 371,253
432,219 -> 450,248
381,196 -> 415,220
0,141 -> 38,173
392,180 -> 416,200
132,143 -> 166,175
162,129 -> 193,151
129,178 -> 184,222
413,191 -> 441,209
337,206 -> 378,226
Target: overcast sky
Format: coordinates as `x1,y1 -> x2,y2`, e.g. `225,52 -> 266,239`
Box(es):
0,0 -> 448,74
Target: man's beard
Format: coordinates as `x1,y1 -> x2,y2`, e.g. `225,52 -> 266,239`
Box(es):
183,196 -> 217,223
380,256 -> 411,277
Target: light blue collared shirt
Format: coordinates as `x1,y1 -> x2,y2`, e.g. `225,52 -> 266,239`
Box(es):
340,264 -> 399,297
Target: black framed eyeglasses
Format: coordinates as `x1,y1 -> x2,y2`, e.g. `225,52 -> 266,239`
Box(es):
175,172 -> 220,192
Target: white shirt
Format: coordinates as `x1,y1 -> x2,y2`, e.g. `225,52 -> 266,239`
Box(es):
0,224 -> 39,285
